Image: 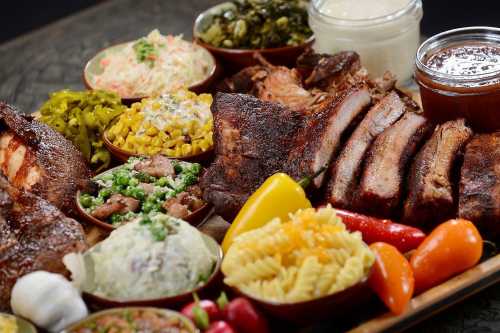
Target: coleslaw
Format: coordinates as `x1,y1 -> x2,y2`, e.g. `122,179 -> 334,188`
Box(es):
93,30 -> 214,98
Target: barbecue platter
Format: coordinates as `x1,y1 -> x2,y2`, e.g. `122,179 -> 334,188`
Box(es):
0,1 -> 499,332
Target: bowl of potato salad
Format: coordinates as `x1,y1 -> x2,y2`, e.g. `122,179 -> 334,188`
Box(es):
104,90 -> 214,162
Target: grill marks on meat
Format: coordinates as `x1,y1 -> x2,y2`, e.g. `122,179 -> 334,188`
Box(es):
327,91 -> 406,209
0,175 -> 87,310
0,132 -> 41,190
459,132 -> 500,232
285,85 -> 371,187
201,93 -> 306,220
355,113 -> 433,217
403,119 -> 473,226
0,103 -> 91,216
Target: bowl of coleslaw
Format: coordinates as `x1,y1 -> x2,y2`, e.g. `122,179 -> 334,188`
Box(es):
84,30 -> 218,103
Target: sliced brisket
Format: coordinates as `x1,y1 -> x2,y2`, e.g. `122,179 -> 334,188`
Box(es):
327,91 -> 406,209
403,119 -> 473,226
355,112 -> 433,218
459,132 -> 500,234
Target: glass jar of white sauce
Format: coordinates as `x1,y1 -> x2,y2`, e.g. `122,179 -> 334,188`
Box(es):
309,0 -> 423,85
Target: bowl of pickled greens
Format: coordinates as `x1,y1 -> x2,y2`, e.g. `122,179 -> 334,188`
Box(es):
38,89 -> 126,172
76,155 -> 210,231
194,0 -> 314,69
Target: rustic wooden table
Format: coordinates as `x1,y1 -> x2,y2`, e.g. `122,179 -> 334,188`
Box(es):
0,0 -> 498,332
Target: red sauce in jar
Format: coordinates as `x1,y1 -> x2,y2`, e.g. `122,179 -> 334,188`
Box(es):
425,44 -> 500,78
415,28 -> 500,132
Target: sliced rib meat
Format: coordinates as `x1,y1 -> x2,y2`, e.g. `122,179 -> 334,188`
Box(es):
459,132 -> 500,233
0,103 -> 91,217
403,119 -> 473,226
134,155 -> 174,178
327,91 -> 406,209
285,85 -> 371,187
355,112 -> 433,217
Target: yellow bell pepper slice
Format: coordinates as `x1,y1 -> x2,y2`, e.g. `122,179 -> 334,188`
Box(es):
221,173 -> 312,253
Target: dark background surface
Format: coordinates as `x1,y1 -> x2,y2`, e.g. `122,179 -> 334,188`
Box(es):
1,0 -> 499,43
0,0 -> 500,332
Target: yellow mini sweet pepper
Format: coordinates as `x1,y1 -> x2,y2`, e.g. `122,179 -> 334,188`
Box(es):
221,168 -> 327,253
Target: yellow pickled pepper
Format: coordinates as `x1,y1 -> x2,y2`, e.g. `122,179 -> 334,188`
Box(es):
221,173 -> 312,253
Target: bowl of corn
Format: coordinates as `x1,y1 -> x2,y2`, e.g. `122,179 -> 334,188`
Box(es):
104,90 -> 214,163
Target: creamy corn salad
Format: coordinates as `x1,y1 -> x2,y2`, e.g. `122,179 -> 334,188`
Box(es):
107,90 -> 213,158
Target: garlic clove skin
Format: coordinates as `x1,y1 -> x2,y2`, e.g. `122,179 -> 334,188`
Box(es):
11,271 -> 88,332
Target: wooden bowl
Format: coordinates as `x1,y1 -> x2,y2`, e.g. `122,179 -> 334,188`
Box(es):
103,127 -> 214,164
76,164 -> 212,232
83,41 -> 218,104
193,2 -> 315,71
61,307 -> 197,333
230,279 -> 374,325
82,234 -> 223,311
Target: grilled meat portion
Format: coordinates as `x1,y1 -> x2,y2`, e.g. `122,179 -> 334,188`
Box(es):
0,103 -> 91,216
200,93 -> 306,220
218,61 -> 316,110
217,66 -> 264,94
327,91 -> 406,209
403,119 -> 473,226
355,112 -> 433,217
254,65 -> 315,110
459,132 -> 500,233
285,85 -> 371,187
297,50 -> 361,91
0,175 -> 87,311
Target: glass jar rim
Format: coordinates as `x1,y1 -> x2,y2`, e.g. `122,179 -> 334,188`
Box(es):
310,0 -> 421,26
416,26 -> 500,85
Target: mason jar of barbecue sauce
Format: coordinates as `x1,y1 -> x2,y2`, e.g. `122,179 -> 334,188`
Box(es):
309,0 -> 423,85
415,27 -> 500,132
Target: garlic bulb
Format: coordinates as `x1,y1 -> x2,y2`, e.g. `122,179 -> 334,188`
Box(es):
10,271 -> 88,332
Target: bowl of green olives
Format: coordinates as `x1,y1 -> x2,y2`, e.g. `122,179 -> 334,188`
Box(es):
194,0 -> 314,71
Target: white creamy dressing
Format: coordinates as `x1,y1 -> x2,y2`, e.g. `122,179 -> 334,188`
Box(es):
320,0 -> 410,19
310,0 -> 422,84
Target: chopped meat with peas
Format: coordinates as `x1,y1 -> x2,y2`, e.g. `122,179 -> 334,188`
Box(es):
91,194 -> 140,220
164,201 -> 190,219
139,182 -> 156,195
134,155 -> 175,178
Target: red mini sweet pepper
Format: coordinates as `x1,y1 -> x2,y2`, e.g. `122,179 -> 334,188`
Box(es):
335,209 -> 426,253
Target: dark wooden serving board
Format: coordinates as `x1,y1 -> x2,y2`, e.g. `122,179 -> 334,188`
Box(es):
2,0 -> 500,332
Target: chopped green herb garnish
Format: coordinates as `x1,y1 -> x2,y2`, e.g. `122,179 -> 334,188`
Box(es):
133,38 -> 158,68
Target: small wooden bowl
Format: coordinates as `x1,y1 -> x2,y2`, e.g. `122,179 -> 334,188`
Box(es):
61,307 -> 197,333
76,164 -> 212,232
83,41 -> 218,104
103,128 -> 214,164
82,234 -> 223,311
230,279 -> 374,325
193,2 -> 315,71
